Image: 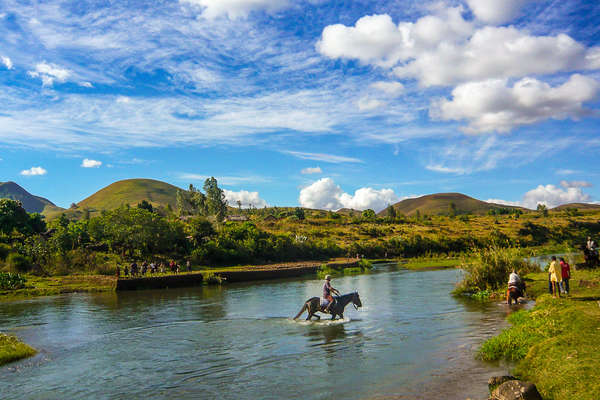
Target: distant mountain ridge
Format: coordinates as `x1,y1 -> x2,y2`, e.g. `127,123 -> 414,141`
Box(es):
381,193 -> 526,216
0,181 -> 56,213
552,203 -> 600,210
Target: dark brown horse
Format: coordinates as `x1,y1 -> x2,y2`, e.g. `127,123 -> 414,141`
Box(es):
293,292 -> 362,320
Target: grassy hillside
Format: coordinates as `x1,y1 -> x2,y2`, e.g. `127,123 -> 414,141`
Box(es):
384,193 -> 525,216
0,181 -> 55,213
77,179 -> 182,211
553,202 -> 600,210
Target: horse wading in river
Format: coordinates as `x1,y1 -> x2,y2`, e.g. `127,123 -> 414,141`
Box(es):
293,292 -> 362,320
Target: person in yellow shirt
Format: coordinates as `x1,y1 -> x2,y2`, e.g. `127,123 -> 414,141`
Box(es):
548,256 -> 562,298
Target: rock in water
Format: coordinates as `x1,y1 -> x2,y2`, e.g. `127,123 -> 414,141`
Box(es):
491,380 -> 542,400
488,376 -> 517,392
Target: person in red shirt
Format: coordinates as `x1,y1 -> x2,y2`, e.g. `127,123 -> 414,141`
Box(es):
559,257 -> 571,295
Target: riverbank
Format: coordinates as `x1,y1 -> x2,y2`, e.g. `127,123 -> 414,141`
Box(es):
479,268 -> 600,400
0,333 -> 37,366
0,259 -> 363,301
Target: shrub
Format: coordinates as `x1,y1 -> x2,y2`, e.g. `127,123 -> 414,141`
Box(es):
6,253 -> 32,274
0,272 -> 27,290
456,246 -> 539,293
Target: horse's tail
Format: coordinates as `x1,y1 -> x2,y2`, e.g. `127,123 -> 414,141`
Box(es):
293,303 -> 308,320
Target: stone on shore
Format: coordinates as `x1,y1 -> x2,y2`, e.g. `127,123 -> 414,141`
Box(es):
488,376 -> 517,392
490,380 -> 542,400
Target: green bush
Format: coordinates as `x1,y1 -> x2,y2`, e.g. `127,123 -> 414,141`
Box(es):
0,272 -> 27,290
456,246 -> 539,293
6,253 -> 32,274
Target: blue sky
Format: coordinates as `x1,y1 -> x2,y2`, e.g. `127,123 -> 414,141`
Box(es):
1,0 -> 599,211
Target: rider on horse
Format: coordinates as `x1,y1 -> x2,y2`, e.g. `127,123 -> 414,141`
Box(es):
322,275 -> 340,313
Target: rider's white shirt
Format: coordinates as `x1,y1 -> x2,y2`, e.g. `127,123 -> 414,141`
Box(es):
508,272 -> 520,285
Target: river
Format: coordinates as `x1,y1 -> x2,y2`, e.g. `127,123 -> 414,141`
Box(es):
0,265 -> 517,400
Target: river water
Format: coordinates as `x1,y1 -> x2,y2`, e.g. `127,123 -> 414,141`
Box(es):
0,265 -> 516,400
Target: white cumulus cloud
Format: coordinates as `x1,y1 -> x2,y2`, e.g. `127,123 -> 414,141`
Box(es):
224,189 -> 268,208
181,0 -> 290,19
28,62 -> 71,86
488,182 -> 594,209
430,74 -> 600,133
301,166 -> 322,174
317,9 -> 600,87
20,166 -> 47,176
1,56 -> 13,70
466,0 -> 531,25
81,158 -> 102,168
299,178 -> 399,212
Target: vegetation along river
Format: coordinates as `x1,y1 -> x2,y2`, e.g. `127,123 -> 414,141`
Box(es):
0,265 -> 518,399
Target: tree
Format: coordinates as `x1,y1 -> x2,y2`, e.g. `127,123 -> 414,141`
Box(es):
449,202 -> 457,217
137,200 -> 154,213
237,200 -> 242,211
362,209 -> 376,219
537,203 -> 548,217
294,207 -> 305,220
386,205 -> 396,219
203,177 -> 227,222
0,199 -> 46,236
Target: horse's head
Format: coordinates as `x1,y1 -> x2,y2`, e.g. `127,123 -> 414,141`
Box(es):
352,292 -> 362,308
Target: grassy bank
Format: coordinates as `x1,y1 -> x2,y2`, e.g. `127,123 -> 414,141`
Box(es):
401,257 -> 460,270
479,268 -> 600,400
0,333 -> 37,366
0,275 -> 117,302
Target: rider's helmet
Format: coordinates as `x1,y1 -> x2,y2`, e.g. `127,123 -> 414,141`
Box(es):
325,275 -> 331,281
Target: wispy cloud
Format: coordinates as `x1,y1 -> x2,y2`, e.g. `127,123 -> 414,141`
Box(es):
301,166 -> 322,174
1,56 -> 12,70
283,151 -> 363,164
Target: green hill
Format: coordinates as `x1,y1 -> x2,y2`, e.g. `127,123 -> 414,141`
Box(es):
0,181 -> 56,213
383,193 -> 525,216
77,179 -> 182,211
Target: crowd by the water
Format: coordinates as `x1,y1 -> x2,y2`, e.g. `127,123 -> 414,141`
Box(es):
507,236 -> 598,303
116,260 -> 193,278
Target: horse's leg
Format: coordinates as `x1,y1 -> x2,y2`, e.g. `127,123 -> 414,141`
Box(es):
339,313 -> 343,320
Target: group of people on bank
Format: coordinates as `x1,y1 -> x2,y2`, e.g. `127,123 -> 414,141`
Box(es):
117,260 -> 193,277
548,256 -> 571,298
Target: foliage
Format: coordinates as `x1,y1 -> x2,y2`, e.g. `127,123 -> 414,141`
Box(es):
362,209 -> 376,219
294,207 -> 305,221
5,253 -> 32,274
202,271 -> 224,284
0,199 -> 46,235
456,246 -> 539,293
203,177 -> 227,222
0,272 -> 27,290
137,200 -> 154,213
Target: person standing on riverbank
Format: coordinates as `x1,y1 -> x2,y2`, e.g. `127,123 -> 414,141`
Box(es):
560,257 -> 571,295
548,256 -> 562,298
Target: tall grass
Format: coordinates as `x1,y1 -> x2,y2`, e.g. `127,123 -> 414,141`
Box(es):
455,246 -> 539,294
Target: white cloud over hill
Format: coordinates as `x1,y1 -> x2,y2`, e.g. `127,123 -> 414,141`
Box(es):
299,178 -> 399,212
488,181 -> 594,209
224,189 -> 268,208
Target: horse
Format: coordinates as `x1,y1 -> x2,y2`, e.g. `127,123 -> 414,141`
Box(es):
293,292 -> 362,321
506,286 -> 523,305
